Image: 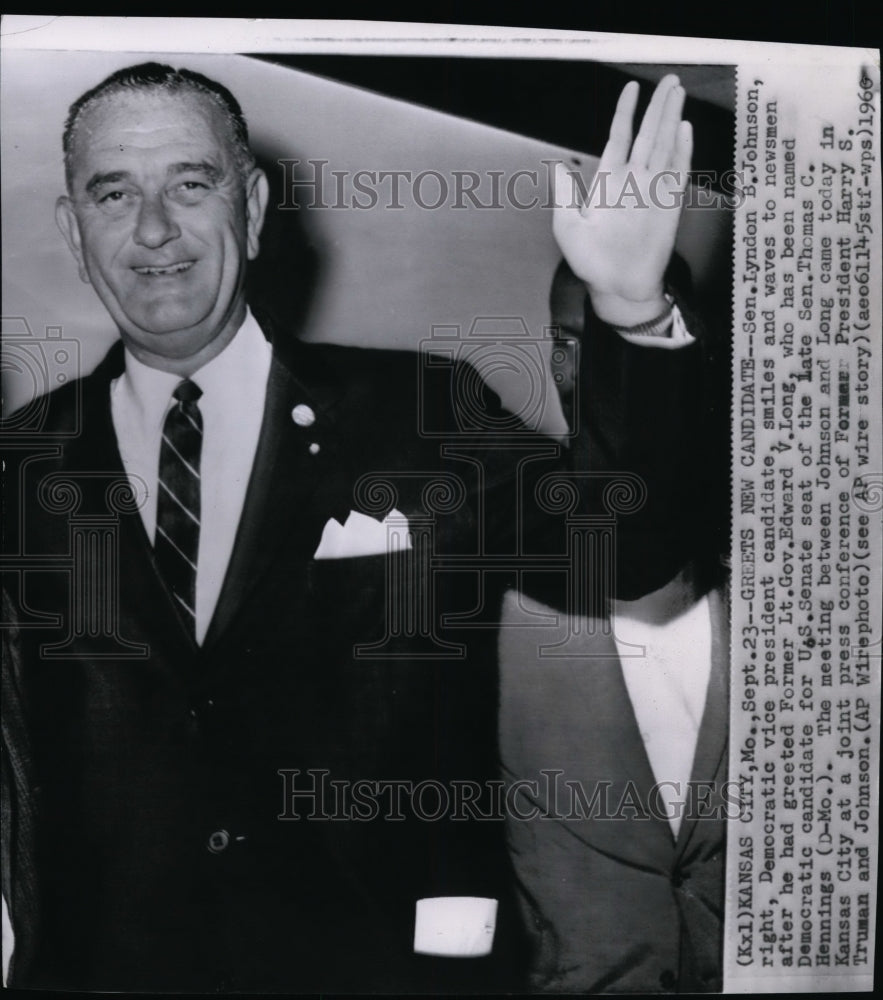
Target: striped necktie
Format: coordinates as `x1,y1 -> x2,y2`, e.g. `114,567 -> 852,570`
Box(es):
155,378 -> 203,637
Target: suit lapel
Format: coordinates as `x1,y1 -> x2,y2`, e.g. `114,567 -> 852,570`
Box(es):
553,583 -> 729,867
569,626 -> 680,866
201,342 -> 351,650
499,603 -> 675,873
675,582 -> 730,858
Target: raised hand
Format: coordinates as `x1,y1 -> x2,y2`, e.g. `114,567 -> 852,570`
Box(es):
552,74 -> 692,326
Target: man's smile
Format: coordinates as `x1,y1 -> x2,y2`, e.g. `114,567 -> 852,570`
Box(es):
131,260 -> 195,276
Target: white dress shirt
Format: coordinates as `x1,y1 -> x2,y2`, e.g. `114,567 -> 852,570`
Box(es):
110,309 -> 272,644
613,578 -> 713,839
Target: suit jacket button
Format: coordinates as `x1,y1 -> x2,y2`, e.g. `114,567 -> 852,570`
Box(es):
208,829 -> 230,853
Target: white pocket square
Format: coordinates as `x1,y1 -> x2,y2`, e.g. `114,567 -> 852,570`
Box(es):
313,508 -> 412,559
413,896 -> 498,957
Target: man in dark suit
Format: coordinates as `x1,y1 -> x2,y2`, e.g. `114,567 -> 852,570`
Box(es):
1,62 -> 706,991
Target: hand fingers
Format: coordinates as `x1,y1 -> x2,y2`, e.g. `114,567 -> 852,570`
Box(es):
552,160 -> 584,210
598,80 -> 639,172
671,119 -> 693,183
629,73 -> 680,168
552,161 -> 581,240
647,84 -> 686,173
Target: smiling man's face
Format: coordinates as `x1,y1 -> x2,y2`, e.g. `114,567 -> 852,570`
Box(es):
56,88 -> 268,371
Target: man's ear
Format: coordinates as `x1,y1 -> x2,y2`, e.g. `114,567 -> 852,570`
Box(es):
244,167 -> 269,261
55,196 -> 90,284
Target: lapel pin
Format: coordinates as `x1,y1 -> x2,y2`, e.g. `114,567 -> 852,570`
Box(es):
309,442 -> 320,455
291,403 -> 316,427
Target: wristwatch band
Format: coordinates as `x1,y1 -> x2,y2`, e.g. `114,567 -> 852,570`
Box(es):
611,296 -> 674,338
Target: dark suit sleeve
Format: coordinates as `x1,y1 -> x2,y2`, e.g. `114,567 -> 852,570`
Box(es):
457,286 -> 707,604
572,290 -> 705,598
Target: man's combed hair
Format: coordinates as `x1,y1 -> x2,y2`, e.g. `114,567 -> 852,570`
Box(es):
63,61 -> 256,189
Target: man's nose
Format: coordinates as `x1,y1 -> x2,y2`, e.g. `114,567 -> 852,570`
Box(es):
133,193 -> 181,248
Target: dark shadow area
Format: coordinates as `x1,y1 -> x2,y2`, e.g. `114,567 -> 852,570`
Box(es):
249,56 -> 736,189
245,146 -> 322,340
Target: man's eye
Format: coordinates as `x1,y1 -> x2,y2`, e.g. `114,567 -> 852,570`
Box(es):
171,180 -> 212,203
94,189 -> 137,214
175,179 -> 212,193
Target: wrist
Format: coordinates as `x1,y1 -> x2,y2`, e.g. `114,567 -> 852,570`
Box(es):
588,288 -> 668,327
